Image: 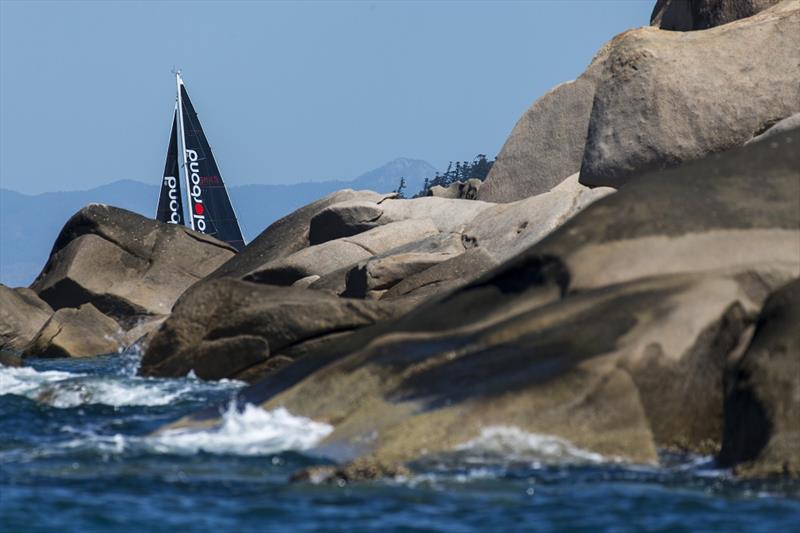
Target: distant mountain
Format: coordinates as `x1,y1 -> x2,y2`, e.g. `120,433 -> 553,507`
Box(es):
350,157 -> 435,195
0,158 -> 438,287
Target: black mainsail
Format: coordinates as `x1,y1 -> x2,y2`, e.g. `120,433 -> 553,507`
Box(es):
155,110 -> 184,226
176,75 -> 245,250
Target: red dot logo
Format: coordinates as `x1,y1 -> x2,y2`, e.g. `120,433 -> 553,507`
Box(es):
194,203 -> 204,215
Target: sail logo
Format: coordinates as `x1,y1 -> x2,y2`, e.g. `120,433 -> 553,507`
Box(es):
163,176 -> 182,224
185,149 -> 207,232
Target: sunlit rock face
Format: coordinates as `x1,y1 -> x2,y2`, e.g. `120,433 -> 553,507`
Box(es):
0,285 -> 53,352
30,204 -> 235,322
23,303 -> 122,358
579,1 -> 800,188
207,189 -> 393,280
478,73 -> 602,203
138,279 -> 408,382
480,0 -> 799,202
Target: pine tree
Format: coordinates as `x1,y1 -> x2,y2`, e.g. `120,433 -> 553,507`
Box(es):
409,155 -> 497,197
395,176 -> 407,199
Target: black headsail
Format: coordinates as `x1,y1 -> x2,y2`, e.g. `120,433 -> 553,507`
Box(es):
177,76 -> 245,250
155,110 -> 184,225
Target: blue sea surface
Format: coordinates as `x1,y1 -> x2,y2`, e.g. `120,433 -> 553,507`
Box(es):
1,352 -> 798,532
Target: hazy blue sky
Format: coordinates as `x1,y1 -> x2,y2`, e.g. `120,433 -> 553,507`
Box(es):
1,1 -> 651,193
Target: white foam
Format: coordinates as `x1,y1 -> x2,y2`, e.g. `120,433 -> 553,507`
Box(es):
0,365 -> 241,408
44,379 -> 193,408
455,426 -> 605,465
148,402 -> 333,456
0,366 -> 79,396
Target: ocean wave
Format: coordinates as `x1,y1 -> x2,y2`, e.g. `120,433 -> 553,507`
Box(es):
147,402 -> 333,456
0,364 -> 242,408
17,402 -> 334,459
0,366 -> 80,397
454,426 -> 606,465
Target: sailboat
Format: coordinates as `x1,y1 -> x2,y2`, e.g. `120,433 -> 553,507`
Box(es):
155,72 -> 246,251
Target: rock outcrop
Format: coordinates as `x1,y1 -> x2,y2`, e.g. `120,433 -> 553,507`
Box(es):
719,278 -> 800,477
463,174 -> 614,263
254,272 -> 759,464
651,0 -> 781,30
245,219 -> 440,286
535,130 -> 799,293
290,457 -> 411,484
139,279 -> 409,382
30,205 -> 235,322
23,303 -> 121,358
428,179 -> 482,200
309,200 -> 387,245
209,189 -> 392,279
343,251 -> 459,300
165,125 -> 799,471
0,285 -> 53,352
311,196 -> 494,242
580,1 -> 800,187
381,248 -> 499,303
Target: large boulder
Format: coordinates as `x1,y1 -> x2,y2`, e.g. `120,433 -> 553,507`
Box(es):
309,232 -> 466,296
580,1 -> 800,187
0,285 -> 53,352
139,279 -> 408,382
23,303 -> 121,358
478,71 -> 601,202
30,205 -> 235,322
209,189 -> 392,279
719,278 -> 800,477
244,219 -> 440,286
651,0 -> 782,30
310,196 -> 495,244
463,174 -> 614,263
309,200 -> 387,245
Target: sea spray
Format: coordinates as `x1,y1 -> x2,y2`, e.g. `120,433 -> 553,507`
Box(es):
454,426 -> 605,465
0,363 -> 242,409
148,402 -> 333,456
0,366 -> 78,398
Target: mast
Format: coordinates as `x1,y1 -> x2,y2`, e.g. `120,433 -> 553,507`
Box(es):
175,71 -> 195,230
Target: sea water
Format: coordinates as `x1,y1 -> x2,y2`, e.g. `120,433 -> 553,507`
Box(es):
1,350 -> 798,532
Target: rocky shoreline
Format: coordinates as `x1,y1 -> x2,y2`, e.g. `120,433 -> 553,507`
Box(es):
2,0 -> 798,481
